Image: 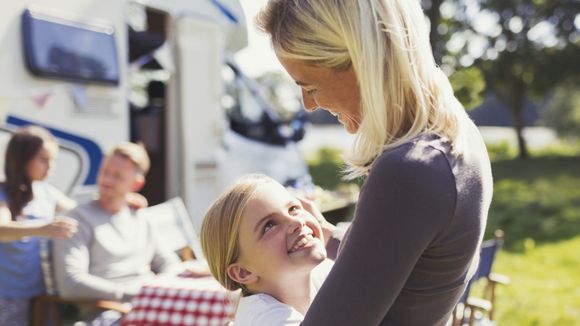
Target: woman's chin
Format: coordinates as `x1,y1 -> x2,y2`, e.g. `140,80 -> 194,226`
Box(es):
342,122 -> 359,134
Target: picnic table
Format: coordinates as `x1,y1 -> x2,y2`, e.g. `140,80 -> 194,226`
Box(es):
121,276 -> 239,326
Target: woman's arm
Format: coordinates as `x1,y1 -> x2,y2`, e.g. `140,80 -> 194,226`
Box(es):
301,146 -> 456,325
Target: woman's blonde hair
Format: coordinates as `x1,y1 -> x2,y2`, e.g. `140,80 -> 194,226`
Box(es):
257,0 -> 469,178
200,174 -> 274,295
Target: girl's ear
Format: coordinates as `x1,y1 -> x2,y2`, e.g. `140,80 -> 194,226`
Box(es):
227,263 -> 258,286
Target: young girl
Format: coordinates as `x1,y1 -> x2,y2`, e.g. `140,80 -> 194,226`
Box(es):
201,174 -> 332,325
0,126 -> 78,326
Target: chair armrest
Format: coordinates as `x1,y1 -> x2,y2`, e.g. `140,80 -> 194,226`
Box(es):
489,273 -> 511,285
36,295 -> 131,314
94,300 -> 132,314
465,297 -> 492,312
72,299 -> 131,314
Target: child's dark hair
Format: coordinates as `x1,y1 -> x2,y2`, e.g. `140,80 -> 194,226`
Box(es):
3,126 -> 57,219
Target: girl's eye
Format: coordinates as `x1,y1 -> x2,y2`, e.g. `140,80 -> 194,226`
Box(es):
289,205 -> 301,214
263,220 -> 275,234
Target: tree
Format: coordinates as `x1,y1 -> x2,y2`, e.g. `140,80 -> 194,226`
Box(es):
540,83 -> 580,139
422,0 -> 446,63
445,0 -> 580,158
422,1 -> 487,114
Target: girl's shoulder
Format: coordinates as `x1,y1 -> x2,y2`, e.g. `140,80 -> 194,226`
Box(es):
32,181 -> 67,204
235,294 -> 303,326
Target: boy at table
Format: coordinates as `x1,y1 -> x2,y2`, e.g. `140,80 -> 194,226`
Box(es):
53,142 -> 186,325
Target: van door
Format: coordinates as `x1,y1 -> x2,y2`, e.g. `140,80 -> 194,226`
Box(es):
174,16 -> 227,232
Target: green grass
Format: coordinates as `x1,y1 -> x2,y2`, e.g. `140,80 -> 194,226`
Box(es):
486,154 -> 580,325
492,238 -> 580,325
487,156 -> 580,251
307,142 -> 580,325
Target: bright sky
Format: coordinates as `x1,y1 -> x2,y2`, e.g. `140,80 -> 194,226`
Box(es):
235,0 -> 283,77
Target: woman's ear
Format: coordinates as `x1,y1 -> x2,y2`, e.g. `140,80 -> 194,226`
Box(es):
227,263 -> 258,286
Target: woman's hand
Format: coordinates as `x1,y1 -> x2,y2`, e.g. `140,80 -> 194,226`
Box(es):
126,192 -> 148,210
298,196 -> 336,245
40,216 -> 78,239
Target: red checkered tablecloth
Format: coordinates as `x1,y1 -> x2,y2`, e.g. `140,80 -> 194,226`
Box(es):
121,276 -> 238,326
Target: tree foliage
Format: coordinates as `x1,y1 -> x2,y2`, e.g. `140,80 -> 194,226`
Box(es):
539,83 -> 580,138
449,67 -> 486,109
428,0 -> 580,158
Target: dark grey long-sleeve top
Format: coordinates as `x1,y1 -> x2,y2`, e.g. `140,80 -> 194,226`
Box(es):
302,123 -> 493,325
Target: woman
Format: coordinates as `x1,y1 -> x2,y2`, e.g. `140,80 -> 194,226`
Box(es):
256,0 -> 493,325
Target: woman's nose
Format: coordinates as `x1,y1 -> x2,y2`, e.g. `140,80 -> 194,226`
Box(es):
301,90 -> 318,112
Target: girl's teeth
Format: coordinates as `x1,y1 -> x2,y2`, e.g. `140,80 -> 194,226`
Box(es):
290,234 -> 314,253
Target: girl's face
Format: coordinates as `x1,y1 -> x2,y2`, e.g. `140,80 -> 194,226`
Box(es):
26,143 -> 57,181
278,56 -> 363,134
232,181 -> 326,293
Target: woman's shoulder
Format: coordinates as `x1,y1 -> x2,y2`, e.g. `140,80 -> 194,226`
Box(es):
235,294 -> 303,325
373,133 -> 453,178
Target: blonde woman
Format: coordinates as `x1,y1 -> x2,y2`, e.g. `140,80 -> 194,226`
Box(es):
201,174 -> 333,325
256,0 -> 493,325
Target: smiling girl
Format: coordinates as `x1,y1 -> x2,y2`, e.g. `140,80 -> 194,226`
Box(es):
201,174 -> 332,325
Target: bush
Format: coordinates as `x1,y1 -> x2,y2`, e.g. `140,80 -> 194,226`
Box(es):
485,141 -> 517,161
306,147 -> 357,190
539,84 -> 580,138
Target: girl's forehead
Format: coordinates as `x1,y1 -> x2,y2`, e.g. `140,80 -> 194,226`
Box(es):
252,181 -> 290,200
43,141 -> 59,155
37,142 -> 58,157
243,182 -> 291,213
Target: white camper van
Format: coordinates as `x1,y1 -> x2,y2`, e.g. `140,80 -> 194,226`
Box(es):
0,0 -> 315,232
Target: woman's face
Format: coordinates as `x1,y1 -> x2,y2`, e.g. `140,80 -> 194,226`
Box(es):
26,143 -> 57,181
278,56 -> 363,134
233,181 -> 326,293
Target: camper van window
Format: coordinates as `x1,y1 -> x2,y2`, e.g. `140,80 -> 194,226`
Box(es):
21,9 -> 119,85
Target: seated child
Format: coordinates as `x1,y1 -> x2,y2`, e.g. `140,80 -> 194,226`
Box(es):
201,174 -> 332,325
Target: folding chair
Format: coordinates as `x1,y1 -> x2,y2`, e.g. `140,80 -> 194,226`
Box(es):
451,230 -> 511,326
138,197 -> 205,262
31,240 -> 129,326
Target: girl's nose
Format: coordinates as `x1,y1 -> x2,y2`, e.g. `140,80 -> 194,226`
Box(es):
287,217 -> 305,235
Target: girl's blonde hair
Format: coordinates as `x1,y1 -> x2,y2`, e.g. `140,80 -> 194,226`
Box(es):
200,174 -> 275,295
257,0 -> 469,178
